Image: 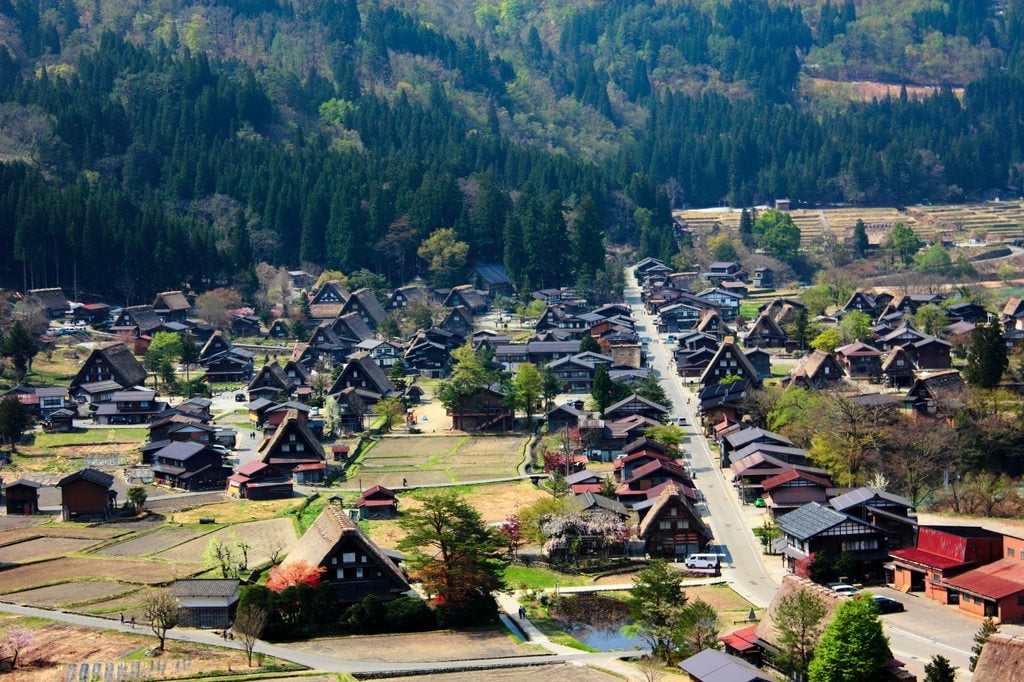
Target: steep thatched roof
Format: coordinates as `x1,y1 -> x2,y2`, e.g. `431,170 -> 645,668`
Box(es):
755,574 -> 845,650
973,634 -> 1024,679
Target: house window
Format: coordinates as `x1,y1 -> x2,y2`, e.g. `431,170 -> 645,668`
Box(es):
670,507 -> 677,517
1018,595 -> 1024,607
1009,548 -> 1016,558
659,520 -> 672,530
678,520 -> 689,529
342,552 -> 356,563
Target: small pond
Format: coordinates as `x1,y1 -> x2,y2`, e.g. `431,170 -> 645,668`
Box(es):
549,593 -> 644,652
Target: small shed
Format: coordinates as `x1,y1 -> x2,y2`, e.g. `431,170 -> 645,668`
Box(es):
170,579 -> 239,629
293,461 -> 325,485
3,479 -> 41,515
46,408 -> 76,433
356,485 -> 399,519
57,468 -> 115,521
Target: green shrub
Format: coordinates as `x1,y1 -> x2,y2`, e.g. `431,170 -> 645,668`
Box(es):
385,596 -> 436,632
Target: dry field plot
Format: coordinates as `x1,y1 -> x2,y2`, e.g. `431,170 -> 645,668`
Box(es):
97,527 -> 210,557
385,664 -> 621,682
0,525 -> 126,547
0,537 -> 99,563
0,557 -> 194,594
5,581 -> 133,607
154,518 -> 297,566
168,497 -> 298,524
287,629 -> 532,663
0,617 -> 257,680
370,436 -> 466,456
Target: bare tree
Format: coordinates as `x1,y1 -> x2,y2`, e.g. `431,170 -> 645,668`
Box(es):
635,655 -> 664,682
774,588 -> 827,678
1,628 -> 34,670
143,593 -> 179,651
233,605 -> 269,666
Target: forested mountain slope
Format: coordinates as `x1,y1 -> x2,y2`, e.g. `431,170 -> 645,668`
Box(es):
1,0 -> 1024,299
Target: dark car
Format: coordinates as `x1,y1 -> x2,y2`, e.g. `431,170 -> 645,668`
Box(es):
871,595 -> 904,614
234,393 -> 246,402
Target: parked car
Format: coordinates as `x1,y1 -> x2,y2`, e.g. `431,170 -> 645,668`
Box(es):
871,595 -> 905,614
234,393 -> 246,402
827,583 -> 861,597
754,497 -> 766,508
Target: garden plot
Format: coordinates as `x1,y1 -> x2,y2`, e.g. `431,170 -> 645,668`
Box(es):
0,524 -> 126,547
4,581 -> 133,607
155,518 -> 297,566
0,557 -> 195,594
0,537 -> 99,563
97,527 -> 212,557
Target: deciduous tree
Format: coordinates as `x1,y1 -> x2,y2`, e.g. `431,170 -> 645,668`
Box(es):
266,560 -> 326,592
676,598 -> 720,656
774,587 -> 827,677
234,604 -> 269,666
626,559 -> 686,662
418,228 -> 470,288
143,593 -> 179,651
512,362 -> 543,424
808,595 -> 889,682
397,491 -> 506,619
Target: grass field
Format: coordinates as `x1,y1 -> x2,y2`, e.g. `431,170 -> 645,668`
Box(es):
503,565 -> 592,590
168,498 -> 299,525
350,435 -> 528,488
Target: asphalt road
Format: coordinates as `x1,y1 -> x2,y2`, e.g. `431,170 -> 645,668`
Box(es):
623,271 -> 975,679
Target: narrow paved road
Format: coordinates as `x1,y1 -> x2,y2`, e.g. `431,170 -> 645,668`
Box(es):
624,275 -> 778,608
624,271 -> 974,679
0,601 -> 643,676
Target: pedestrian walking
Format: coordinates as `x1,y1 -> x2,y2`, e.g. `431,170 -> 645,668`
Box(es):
518,606 -> 526,620
130,616 -> 135,629
119,613 -> 124,624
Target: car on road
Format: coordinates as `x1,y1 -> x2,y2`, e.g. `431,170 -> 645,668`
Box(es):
674,416 -> 687,426
827,583 -> 861,597
665,335 -> 677,343
871,595 -> 905,614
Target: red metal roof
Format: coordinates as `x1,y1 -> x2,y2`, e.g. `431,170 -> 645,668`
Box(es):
945,559 -> 1024,600
570,483 -> 604,494
890,547 -> 967,571
761,469 -> 832,491
720,624 -> 759,652
357,498 -> 397,507
292,462 -> 325,472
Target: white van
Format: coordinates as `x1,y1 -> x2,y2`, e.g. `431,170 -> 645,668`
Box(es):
685,554 -> 721,570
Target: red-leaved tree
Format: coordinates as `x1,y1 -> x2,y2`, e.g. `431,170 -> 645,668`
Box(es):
265,560 -> 326,592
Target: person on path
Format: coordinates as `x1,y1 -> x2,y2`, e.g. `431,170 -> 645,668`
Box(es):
130,616 -> 135,629
120,613 -> 124,624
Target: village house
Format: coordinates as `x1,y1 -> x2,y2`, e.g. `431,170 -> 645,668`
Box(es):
903,369 -> 965,417
26,287 -> 68,319
231,314 -> 262,338
388,284 -> 429,310
447,385 -> 513,431
697,378 -> 752,425
110,305 -> 163,339
152,291 -> 191,323
881,346 -> 916,388
843,291 -> 881,317
777,501 -> 888,583
700,261 -> 746,286
699,337 -> 761,390
309,280 -> 350,321
281,504 -> 410,603
339,288 -> 388,330
570,491 -> 629,519
73,302 -> 111,325
744,314 -> 787,348
468,263 -> 512,298
442,284 -> 488,313
171,579 -> 239,629
678,648 -> 774,682
751,267 -> 774,289
440,305 -> 474,337
829,486 -> 917,551
545,402 -> 586,431
268,319 -> 292,339
836,342 -> 883,379
329,352 -> 397,404
787,349 -> 845,389
637,482 -> 712,559
70,343 -> 148,396
94,389 -> 165,425
150,441 -> 229,490
226,461 -> 293,500
247,363 -> 296,402
257,409 -> 325,483
356,485 -> 399,519
697,288 -> 743,320
564,469 -> 608,495
760,470 -> 833,518
604,393 -> 669,422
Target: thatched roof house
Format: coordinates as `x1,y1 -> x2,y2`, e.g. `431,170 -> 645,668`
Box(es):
972,634 -> 1024,678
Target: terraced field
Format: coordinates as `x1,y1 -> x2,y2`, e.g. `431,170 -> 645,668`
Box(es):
154,517 -> 297,566
676,201 -> 1024,248
97,527 -> 210,557
0,537 -> 100,563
